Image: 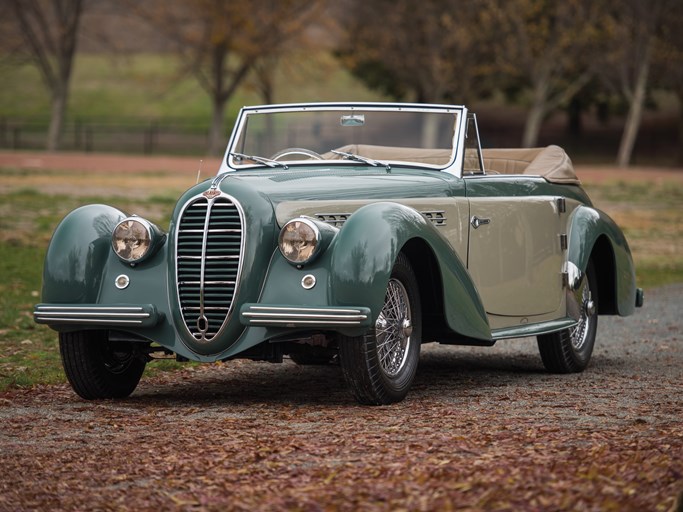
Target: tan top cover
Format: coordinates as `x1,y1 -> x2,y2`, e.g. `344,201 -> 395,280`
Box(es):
482,145 -> 580,184
324,143 -> 580,185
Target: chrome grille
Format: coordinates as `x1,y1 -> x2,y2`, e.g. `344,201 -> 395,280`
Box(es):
176,194 -> 244,343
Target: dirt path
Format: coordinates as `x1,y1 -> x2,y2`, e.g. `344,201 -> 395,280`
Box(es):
1,284 -> 681,511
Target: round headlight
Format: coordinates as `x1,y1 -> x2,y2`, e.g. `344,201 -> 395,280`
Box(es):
112,217 -> 153,263
278,218 -> 320,265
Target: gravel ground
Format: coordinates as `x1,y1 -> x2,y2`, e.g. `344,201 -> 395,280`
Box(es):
1,150 -> 682,509
0,284 -> 681,511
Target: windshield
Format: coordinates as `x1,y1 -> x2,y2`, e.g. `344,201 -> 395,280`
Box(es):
228,106 -> 460,169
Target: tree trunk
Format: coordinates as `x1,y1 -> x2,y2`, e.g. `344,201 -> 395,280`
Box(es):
47,87 -> 67,151
617,44 -> 651,168
208,98 -> 226,156
522,74 -> 550,148
676,89 -> 683,166
567,95 -> 582,138
522,101 -> 545,148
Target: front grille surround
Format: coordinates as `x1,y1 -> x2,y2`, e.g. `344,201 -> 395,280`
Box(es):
175,192 -> 246,344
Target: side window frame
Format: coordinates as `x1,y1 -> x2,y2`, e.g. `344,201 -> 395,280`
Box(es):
462,113 -> 486,175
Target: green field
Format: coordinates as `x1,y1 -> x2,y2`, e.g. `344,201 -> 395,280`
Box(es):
0,164 -> 681,392
0,52 -> 387,124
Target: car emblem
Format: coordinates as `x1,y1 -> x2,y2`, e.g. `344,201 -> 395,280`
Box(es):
203,189 -> 221,199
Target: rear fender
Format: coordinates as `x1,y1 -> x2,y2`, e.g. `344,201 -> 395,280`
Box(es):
566,206 -> 637,316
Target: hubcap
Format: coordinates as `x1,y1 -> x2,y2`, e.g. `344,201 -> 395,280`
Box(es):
570,277 -> 594,351
375,278 -> 412,377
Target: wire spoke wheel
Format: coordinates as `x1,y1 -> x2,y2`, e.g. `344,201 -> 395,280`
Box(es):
338,253 -> 421,405
537,260 -> 598,373
375,279 -> 412,377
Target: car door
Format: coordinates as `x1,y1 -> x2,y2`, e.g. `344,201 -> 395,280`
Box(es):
466,190 -> 565,318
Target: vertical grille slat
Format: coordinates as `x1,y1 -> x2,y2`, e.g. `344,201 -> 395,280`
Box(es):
176,194 -> 244,343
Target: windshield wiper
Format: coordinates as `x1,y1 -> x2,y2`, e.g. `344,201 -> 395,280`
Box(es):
230,152 -> 288,169
330,150 -> 391,171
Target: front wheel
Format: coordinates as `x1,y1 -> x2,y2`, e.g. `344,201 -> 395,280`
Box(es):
339,253 -> 421,405
537,261 -> 598,373
59,330 -> 147,399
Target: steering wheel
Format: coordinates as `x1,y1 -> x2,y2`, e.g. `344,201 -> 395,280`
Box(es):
270,147 -> 323,161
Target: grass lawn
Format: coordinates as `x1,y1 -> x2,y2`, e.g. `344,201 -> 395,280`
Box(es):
0,52 -> 387,124
0,166 -> 680,392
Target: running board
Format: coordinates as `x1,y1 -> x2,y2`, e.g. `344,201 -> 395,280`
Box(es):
491,318 -> 577,340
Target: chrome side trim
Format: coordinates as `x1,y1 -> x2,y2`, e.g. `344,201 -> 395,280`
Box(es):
33,304 -> 159,327
240,305 -> 371,328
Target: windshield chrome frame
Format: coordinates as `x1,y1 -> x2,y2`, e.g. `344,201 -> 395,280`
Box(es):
218,102 -> 468,177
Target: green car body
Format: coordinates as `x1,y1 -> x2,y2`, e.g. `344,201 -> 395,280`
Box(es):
34,103 -> 642,404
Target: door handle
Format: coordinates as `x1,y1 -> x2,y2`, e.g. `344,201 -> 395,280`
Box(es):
471,216 -> 491,229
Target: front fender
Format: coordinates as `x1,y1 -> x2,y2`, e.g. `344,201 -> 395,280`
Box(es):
41,204 -> 126,304
329,202 -> 491,340
567,206 -> 637,316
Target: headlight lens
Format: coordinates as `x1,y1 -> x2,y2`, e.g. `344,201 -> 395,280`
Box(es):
112,217 -> 153,263
279,218 -> 320,264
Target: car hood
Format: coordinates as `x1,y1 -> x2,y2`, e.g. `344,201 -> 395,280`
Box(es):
214,166 -> 455,204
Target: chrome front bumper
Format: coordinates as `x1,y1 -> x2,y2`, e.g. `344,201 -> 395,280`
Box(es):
240,304 -> 371,328
34,304 -> 160,327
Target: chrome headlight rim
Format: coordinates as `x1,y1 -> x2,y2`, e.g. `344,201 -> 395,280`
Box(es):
111,216 -> 161,264
278,216 -> 322,266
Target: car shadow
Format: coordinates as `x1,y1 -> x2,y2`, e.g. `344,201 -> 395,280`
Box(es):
129,344 -> 629,407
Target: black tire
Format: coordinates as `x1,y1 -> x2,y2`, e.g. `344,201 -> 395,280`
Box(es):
537,261 -> 598,373
59,330 -> 147,399
339,253 -> 421,405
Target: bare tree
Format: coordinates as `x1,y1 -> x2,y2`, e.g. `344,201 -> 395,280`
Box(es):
133,0 -> 323,155
603,0 -> 673,167
656,3 -> 683,165
487,0 -> 603,148
6,0 -> 84,151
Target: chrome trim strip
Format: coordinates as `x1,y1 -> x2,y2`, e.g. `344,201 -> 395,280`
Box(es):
240,305 -> 371,327
34,317 -> 146,325
248,306 -> 364,314
36,306 -> 145,311
244,312 -> 368,320
35,312 -> 150,318
33,305 -> 158,327
247,319 -> 365,326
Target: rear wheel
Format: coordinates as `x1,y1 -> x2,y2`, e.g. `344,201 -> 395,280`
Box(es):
339,253 -> 421,405
537,261 -> 598,373
59,330 -> 147,399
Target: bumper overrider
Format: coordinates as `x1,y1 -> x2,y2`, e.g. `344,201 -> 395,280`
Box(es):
34,304 -> 161,328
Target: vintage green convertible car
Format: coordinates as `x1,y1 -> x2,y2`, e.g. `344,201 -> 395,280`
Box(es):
34,102 -> 643,404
